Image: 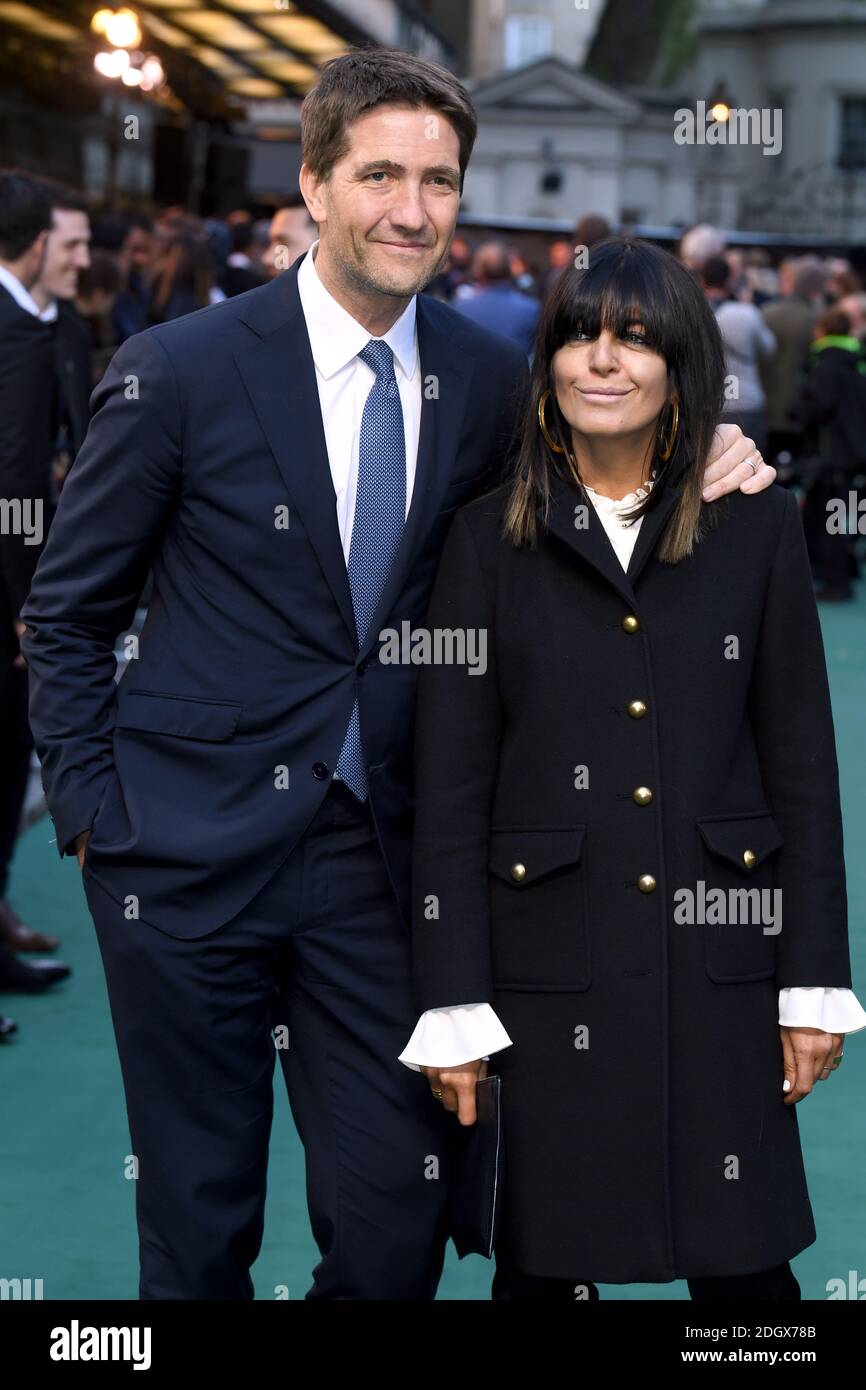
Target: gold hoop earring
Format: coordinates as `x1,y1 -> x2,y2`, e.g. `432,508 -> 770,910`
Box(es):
657,397 -> 679,462
538,390 -> 565,454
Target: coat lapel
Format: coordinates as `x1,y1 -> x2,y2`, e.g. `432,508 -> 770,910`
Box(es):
544,473 -> 637,607
626,481 -> 683,587
544,472 -> 683,606
233,263 -> 356,643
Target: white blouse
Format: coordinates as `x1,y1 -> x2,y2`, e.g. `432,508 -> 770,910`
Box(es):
399,476 -> 866,1071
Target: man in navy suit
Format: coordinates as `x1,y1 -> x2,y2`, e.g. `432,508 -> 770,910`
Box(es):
20,49 -> 772,1299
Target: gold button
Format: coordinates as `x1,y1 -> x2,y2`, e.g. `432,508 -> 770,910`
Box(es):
637,874 -> 657,893
743,849 -> 757,869
632,786 -> 653,806
511,862 -> 527,882
627,699 -> 647,719
622,614 -> 639,633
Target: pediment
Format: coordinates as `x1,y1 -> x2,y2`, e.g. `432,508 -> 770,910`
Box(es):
470,57 -> 641,119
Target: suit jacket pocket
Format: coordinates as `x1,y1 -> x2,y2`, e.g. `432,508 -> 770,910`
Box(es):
116,690 -> 243,741
488,825 -> 590,992
696,811 -> 784,983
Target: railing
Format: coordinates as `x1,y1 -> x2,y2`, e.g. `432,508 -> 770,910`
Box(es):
737,164 -> 866,237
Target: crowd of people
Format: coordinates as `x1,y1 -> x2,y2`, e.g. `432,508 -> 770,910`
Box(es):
437,218 -> 866,602
1,170 -> 864,1040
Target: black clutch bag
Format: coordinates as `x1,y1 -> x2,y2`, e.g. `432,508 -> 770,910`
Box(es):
448,1074 -> 504,1260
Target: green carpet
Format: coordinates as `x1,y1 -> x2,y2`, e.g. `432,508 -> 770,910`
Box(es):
3,586 -> 864,1301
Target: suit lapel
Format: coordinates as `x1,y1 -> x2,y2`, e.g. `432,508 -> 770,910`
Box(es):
233,264 -> 356,643
234,269 -> 475,656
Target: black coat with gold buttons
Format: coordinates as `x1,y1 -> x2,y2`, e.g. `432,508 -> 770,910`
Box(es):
410,467 -> 853,1283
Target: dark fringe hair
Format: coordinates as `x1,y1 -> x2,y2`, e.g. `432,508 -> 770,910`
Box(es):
503,236 -> 728,563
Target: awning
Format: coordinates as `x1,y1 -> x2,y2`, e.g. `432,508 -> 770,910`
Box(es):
0,1 -> 454,114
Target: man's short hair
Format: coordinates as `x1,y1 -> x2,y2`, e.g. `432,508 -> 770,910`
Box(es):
701,255 -> 730,291
680,223 -> 726,271
300,47 -> 477,189
34,179 -> 90,217
0,169 -> 52,260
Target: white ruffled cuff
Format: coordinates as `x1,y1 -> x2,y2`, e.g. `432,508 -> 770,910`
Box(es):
398,1002 -> 514,1072
778,987 -> 866,1034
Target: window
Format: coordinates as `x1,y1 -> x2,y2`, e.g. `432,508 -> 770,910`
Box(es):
504,15 -> 552,70
838,97 -> 866,171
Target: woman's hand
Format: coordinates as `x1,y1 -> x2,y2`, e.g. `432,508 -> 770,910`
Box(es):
421,1059 -> 488,1125
780,1026 -> 844,1105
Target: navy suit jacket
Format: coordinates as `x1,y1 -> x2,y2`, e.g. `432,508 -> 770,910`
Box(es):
21,255 -> 528,938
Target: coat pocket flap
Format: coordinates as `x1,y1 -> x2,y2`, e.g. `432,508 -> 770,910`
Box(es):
488,826 -> 586,885
115,690 -> 242,741
696,812 -> 784,872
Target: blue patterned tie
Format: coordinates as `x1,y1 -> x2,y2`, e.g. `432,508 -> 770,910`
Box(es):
335,339 -> 407,800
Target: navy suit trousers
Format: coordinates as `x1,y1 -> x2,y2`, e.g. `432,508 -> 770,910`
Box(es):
84,779 -> 456,1299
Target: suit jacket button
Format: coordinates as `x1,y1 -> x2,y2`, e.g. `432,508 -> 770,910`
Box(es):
743,849 -> 757,869
312,762 -> 330,779
622,614 -> 640,633
637,874 -> 657,893
627,699 -> 647,719
511,862 -> 527,882
632,786 -> 653,805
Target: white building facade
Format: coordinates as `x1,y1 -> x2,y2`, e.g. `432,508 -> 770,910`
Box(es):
463,0 -> 866,241
463,59 -> 700,229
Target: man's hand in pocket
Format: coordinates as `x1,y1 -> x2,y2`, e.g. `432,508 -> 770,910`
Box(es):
73,830 -> 90,871
13,619 -> 27,669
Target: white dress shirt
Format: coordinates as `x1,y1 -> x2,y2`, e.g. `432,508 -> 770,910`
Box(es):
399,476 -> 866,1070
0,263 -> 57,323
296,240 -> 421,557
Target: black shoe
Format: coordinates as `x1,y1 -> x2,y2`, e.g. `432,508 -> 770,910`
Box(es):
0,944 -> 71,992
0,1015 -> 18,1040
0,898 -> 61,953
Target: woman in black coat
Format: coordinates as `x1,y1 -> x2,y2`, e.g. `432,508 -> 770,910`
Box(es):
405,237 -> 863,1299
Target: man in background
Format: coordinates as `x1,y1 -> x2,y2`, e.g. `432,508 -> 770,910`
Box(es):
262,193 -> 317,277
702,253 -> 776,455
762,257 -> 826,469
31,181 -> 93,477
0,170 -> 72,984
453,240 -> 539,355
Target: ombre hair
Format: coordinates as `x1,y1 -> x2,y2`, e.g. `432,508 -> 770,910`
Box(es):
503,236 -> 728,563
